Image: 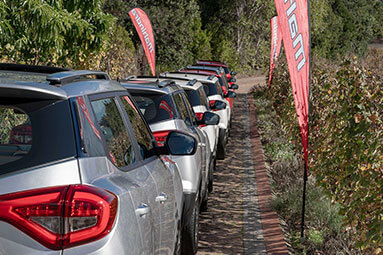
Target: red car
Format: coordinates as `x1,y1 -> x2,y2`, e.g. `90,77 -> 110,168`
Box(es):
178,68 -> 237,109
195,60 -> 237,85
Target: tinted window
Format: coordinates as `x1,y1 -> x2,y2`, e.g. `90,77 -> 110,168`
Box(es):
0,108 -> 31,166
185,89 -> 202,107
72,96 -> 105,157
120,96 -> 154,160
202,81 -> 223,97
223,67 -> 230,74
181,93 -> 198,126
91,98 -> 136,168
0,99 -> 76,175
197,87 -> 209,108
131,93 -> 176,125
173,93 -> 192,126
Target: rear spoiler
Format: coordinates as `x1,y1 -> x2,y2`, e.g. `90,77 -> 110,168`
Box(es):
0,83 -> 67,100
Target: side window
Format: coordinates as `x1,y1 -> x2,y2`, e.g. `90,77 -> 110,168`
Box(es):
198,88 -> 209,108
173,93 -> 192,126
0,107 -> 31,166
73,96 -> 105,157
120,96 -> 154,160
181,93 -> 197,126
91,98 -> 136,168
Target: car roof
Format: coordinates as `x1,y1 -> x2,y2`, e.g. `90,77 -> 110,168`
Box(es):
160,72 -> 219,84
0,63 -> 126,99
120,78 -> 183,94
178,68 -> 223,78
133,76 -> 204,91
196,60 -> 228,67
185,65 -> 225,73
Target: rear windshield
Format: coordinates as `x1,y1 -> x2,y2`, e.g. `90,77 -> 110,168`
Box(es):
185,89 -> 202,107
0,99 -> 76,175
131,92 -> 176,125
202,81 -> 223,97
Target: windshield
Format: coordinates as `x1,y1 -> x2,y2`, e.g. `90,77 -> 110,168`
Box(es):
0,99 -> 76,175
131,92 -> 176,125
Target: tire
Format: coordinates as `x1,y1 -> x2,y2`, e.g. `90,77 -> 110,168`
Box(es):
216,130 -> 227,160
174,219 -> 182,255
208,159 -> 215,193
181,201 -> 199,255
200,187 -> 208,212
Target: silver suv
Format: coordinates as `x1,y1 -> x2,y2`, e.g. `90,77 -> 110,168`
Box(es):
120,79 -> 219,255
0,64 -> 193,254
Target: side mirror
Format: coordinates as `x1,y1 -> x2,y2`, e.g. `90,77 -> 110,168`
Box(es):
229,84 -> 239,90
165,131 -> 197,155
230,71 -> 237,76
211,100 -> 226,110
225,91 -> 237,98
229,78 -> 236,83
197,112 -> 220,126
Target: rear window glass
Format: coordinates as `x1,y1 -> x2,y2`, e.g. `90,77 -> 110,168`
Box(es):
0,99 -> 76,175
185,89 -> 202,107
131,93 -> 176,125
202,81 -> 223,97
223,67 -> 230,74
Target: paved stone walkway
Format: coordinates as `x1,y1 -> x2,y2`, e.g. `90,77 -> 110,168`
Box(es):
197,77 -> 288,255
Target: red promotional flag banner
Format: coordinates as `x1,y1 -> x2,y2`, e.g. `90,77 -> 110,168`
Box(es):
268,16 -> 283,87
129,8 -> 156,75
274,0 -> 310,164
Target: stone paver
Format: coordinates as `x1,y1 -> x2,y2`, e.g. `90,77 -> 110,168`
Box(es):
197,76 -> 288,255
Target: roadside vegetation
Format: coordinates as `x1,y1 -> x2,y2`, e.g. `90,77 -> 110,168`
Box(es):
258,49 -> 383,254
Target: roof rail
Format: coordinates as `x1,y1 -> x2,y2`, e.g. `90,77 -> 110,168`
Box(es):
123,75 -> 137,81
47,70 -> 111,86
187,79 -> 198,86
0,63 -> 70,74
158,80 -> 176,88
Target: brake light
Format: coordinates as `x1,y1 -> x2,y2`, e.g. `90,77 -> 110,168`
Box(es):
195,112 -> 204,121
153,130 -> 170,146
0,185 -> 117,250
209,100 -> 219,112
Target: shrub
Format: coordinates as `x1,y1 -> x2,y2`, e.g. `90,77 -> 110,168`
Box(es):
268,50 -> 383,251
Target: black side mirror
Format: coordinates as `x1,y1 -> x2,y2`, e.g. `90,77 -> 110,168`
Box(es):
165,131 -> 197,155
211,100 -> 226,110
229,84 -> 239,90
197,112 -> 220,126
230,71 -> 237,76
225,91 -> 237,98
229,78 -> 236,83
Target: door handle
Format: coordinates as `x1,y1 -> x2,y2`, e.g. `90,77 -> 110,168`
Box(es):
155,192 -> 168,204
136,203 -> 150,217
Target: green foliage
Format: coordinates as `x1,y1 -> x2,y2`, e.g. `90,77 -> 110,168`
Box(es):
268,50 -> 383,251
0,0 -> 114,66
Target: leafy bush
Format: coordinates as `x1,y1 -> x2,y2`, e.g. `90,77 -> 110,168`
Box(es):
268,50 -> 383,252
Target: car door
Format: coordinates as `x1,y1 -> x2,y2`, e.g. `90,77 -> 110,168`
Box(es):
180,92 -> 209,195
119,94 -> 177,254
89,94 -> 156,254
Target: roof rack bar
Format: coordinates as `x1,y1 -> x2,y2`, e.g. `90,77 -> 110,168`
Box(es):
47,70 -> 110,85
124,75 -> 137,81
158,80 -> 175,88
187,79 -> 197,86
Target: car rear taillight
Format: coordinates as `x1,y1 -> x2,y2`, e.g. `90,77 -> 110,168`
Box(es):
153,130 -> 171,146
209,100 -> 219,112
195,112 -> 204,121
0,185 -> 117,250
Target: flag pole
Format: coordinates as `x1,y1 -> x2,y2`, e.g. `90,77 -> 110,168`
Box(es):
300,0 -> 312,238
